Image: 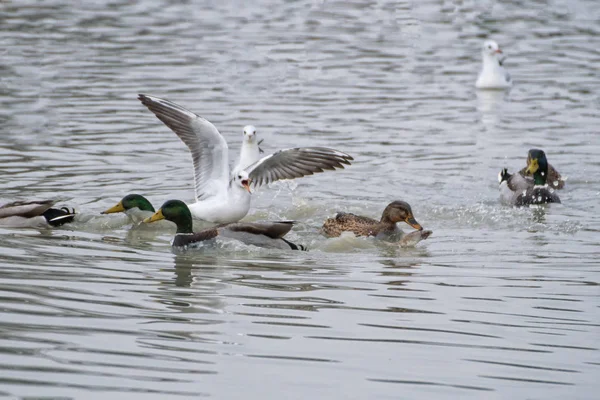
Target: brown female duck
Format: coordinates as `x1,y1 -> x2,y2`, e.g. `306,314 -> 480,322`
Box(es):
321,200 -> 423,238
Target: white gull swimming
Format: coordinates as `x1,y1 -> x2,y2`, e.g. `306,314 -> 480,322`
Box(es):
475,40 -> 512,90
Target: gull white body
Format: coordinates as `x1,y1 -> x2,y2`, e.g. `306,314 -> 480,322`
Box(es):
187,182 -> 251,223
234,125 -> 261,173
476,40 -> 512,90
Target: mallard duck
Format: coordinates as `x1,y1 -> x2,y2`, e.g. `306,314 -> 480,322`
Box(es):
101,194 -> 156,223
138,94 -> 352,224
322,200 -> 423,238
476,40 -> 512,89
0,200 -> 76,228
144,199 -> 305,250
499,149 -> 561,206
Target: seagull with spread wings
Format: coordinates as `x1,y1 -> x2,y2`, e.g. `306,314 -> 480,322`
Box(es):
138,94 -> 353,224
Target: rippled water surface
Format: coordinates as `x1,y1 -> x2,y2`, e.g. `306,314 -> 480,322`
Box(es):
1,0 -> 599,398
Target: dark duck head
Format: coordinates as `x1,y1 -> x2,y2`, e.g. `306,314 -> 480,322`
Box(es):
381,201 -> 422,230
144,199 -> 193,234
102,194 -> 155,214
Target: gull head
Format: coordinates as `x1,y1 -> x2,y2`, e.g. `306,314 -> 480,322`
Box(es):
243,125 -> 257,143
233,170 -> 252,193
482,40 -> 503,59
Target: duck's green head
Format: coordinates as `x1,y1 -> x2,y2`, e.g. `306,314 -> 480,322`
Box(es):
101,194 -> 155,214
144,199 -> 192,233
525,149 -> 549,186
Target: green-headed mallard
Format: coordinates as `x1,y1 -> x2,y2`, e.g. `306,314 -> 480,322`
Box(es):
322,200 -> 424,238
144,199 -> 305,250
0,200 -> 75,228
499,149 -> 561,206
101,194 -> 155,223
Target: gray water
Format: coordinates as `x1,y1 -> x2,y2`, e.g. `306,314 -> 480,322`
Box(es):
1,0 -> 599,398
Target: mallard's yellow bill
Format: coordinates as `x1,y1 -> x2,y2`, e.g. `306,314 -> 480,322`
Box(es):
406,216 -> 423,231
526,158 -> 539,174
101,201 -> 125,214
144,209 -> 165,223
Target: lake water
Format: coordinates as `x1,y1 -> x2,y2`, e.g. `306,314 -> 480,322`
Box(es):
1,0 -> 599,398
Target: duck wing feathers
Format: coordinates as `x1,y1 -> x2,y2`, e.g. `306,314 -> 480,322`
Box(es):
322,212 -> 380,237
0,200 -> 55,218
172,228 -> 219,247
219,221 -> 295,239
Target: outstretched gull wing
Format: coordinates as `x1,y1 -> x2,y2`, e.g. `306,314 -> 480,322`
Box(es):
138,94 -> 230,201
245,147 -> 353,188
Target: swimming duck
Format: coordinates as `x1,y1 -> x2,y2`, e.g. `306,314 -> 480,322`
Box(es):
138,94 -> 353,224
101,194 -> 156,223
0,200 -> 76,228
499,149 -> 561,206
321,200 -> 423,238
476,40 -> 512,89
144,199 -> 305,250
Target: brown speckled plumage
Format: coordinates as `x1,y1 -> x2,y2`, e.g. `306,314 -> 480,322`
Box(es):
321,200 -> 422,238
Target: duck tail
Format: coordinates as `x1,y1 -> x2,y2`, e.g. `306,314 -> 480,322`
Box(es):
498,168 -> 512,184
281,238 -> 308,251
43,207 -> 76,227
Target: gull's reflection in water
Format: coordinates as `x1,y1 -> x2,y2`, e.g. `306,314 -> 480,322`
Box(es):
476,89 -> 509,127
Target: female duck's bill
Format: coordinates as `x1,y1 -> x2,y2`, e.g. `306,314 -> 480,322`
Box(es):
144,199 -> 306,250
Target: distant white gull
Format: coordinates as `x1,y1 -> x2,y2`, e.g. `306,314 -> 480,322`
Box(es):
476,40 -> 512,90
138,94 -> 353,224
233,124 -> 263,174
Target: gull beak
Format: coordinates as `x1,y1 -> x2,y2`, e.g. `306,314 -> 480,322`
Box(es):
101,201 -> 125,214
525,158 -> 539,175
495,49 -> 503,54
143,209 -> 165,223
405,215 -> 423,231
242,179 -> 252,194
